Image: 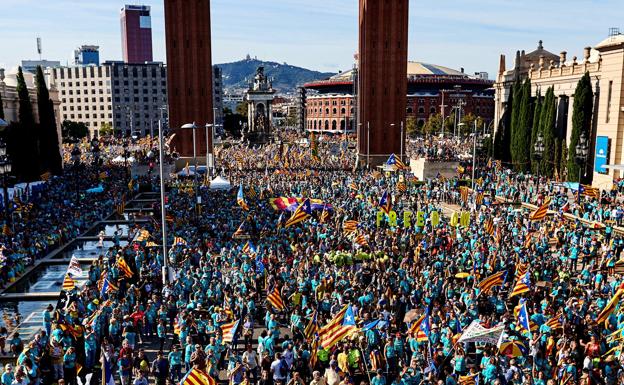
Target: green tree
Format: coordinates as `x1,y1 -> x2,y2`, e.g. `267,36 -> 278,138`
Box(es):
223,107 -> 245,137
35,66 -> 62,175
13,67 -> 40,180
494,85 -> 513,163
539,87 -> 557,177
511,79 -> 533,171
99,122 -> 114,137
509,78 -> 524,164
235,102 -> 248,119
567,72 -> 594,183
460,113 -> 485,136
529,91 -> 542,174
61,120 -> 89,142
559,139 -> 568,180
405,116 -> 418,137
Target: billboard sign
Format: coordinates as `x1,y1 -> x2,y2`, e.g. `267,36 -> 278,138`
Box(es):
595,136 -> 610,174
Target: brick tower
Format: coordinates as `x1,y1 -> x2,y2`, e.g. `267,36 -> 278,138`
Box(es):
164,0 -> 213,157
357,0 -> 409,166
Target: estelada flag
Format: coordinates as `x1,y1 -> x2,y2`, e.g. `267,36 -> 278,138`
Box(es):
116,257 -> 134,278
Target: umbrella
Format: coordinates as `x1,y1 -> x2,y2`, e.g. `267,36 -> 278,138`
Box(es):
403,309 -> 420,323
499,340 -> 527,357
455,272 -> 470,279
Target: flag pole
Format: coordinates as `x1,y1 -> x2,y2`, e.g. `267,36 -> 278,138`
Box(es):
158,120 -> 168,285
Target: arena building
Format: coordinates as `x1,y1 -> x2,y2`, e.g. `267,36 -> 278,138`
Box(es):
303,61 -> 494,133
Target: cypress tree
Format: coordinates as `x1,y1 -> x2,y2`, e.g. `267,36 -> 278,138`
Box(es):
539,87 -> 557,177
512,79 -> 532,171
509,79 -> 522,166
494,85 -> 513,163
530,91 -> 542,174
35,66 -> 63,175
14,67 -> 40,180
567,72 -> 593,183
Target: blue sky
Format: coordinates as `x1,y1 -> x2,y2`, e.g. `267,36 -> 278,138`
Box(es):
1,0 -> 622,78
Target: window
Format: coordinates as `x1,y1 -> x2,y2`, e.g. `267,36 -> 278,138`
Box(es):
430,107 -> 436,114
407,107 -> 413,114
332,108 -> 337,114
418,107 -> 425,114
325,108 -> 329,115
341,108 -> 346,114
606,80 -> 613,123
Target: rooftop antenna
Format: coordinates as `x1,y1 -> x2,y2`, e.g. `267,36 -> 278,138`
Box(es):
36,37 -> 42,60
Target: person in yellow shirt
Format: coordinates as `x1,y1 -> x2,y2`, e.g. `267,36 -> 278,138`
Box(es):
336,346 -> 350,375
289,292 -> 302,307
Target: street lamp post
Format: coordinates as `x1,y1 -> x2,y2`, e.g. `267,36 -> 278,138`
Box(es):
575,132 -> 589,203
71,144 -> 81,202
471,120 -> 478,191
0,140 -> 12,224
367,121 -> 370,169
400,121 -> 404,163
181,123 -> 199,215
533,133 -> 545,183
122,140 -> 130,182
157,119 -> 168,284
90,138 -> 100,181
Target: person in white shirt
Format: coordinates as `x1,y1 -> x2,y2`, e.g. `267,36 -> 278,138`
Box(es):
242,344 -> 259,381
323,360 -> 340,385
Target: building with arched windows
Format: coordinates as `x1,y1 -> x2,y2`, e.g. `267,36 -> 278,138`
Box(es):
303,61 -> 494,133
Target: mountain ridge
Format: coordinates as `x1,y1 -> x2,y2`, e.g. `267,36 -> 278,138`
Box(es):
215,58 -> 336,93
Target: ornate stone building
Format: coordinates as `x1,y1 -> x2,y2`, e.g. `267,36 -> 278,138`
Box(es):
0,67 -> 62,142
494,33 -> 624,188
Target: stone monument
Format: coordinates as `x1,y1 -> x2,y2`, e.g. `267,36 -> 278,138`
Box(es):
243,66 -> 276,144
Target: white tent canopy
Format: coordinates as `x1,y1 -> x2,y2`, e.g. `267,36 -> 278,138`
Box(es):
209,176 -> 231,190
112,155 -> 136,164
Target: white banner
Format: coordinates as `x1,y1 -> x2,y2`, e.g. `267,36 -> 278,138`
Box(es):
457,320 -> 506,347
67,256 -> 83,276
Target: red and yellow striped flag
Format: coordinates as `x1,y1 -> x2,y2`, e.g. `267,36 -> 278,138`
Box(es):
529,199 -> 550,221
477,271 -> 506,294
62,274 -> 76,291
267,287 -> 286,311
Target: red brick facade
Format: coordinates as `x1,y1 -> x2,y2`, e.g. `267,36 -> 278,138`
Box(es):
164,0 -> 214,157
306,96 -> 355,131
357,0 -> 409,163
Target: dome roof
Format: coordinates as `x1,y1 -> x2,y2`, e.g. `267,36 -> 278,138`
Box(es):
327,61 -> 469,82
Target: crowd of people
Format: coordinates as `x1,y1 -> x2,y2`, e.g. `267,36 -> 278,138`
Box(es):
3,134 -> 624,385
